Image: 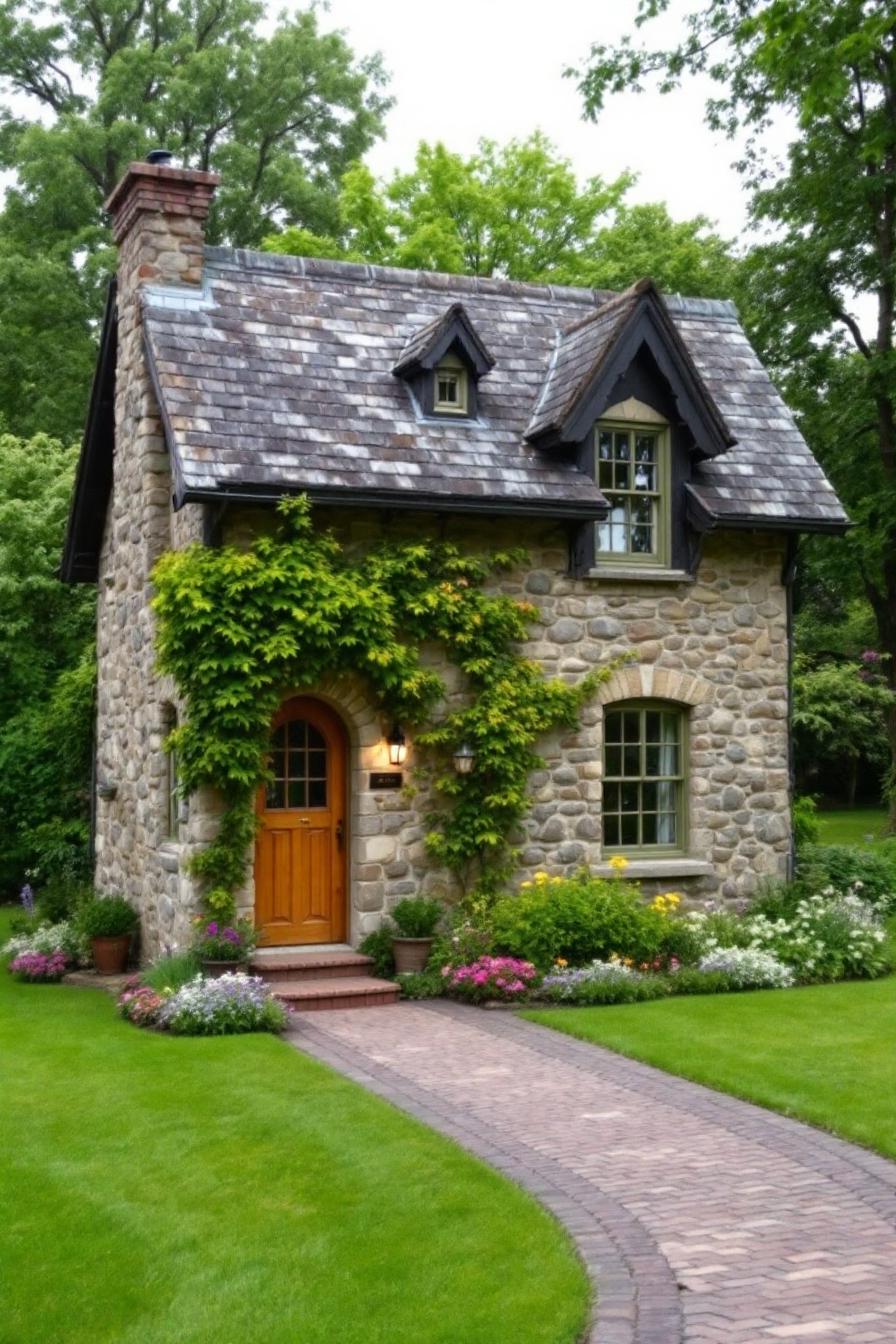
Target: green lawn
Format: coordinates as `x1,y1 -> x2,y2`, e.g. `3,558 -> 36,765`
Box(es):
816,806 -> 892,847
0,917 -> 587,1344
524,977 -> 896,1160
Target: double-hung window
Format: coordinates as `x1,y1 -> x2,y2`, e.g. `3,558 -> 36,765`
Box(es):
602,702 -> 686,853
596,422 -> 669,565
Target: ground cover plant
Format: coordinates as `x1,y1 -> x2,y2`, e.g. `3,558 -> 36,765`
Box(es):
523,973 -> 896,1161
0,909 -> 589,1344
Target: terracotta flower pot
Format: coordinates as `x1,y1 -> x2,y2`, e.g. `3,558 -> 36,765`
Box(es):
91,934 -> 131,975
200,959 -> 242,978
392,937 -> 434,974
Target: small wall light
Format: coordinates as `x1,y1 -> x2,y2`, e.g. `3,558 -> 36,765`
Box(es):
387,724 -> 407,766
452,743 -> 475,775
96,779 -> 118,800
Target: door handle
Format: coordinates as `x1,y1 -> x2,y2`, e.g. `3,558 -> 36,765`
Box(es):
336,819 -> 345,849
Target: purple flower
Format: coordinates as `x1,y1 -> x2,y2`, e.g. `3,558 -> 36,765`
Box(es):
222,928 -> 241,945
19,884 -> 35,917
206,921 -> 218,936
861,649 -> 881,663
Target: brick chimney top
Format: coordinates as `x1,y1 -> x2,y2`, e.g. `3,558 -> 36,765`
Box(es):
105,155 -> 220,289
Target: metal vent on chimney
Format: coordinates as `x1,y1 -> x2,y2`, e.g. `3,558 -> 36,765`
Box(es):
145,149 -> 174,166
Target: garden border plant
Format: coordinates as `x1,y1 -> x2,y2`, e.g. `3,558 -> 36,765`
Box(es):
152,496 -> 612,919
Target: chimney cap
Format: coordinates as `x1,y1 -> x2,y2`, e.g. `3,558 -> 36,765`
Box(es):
145,148 -> 175,167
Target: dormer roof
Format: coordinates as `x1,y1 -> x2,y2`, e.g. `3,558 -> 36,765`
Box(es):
392,302 -> 496,379
526,279 -> 734,457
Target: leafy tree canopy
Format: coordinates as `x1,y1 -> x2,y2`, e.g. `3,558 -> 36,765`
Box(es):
571,0 -> 896,822
263,133 -> 740,298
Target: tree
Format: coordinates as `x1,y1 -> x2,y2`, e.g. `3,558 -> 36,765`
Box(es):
0,434 -> 96,892
571,0 -> 896,828
264,133 -> 740,297
0,0 -> 390,439
792,653 -> 891,806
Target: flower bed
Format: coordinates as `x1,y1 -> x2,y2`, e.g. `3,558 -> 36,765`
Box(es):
443,956 -> 539,1004
9,950 -> 69,982
117,970 -> 288,1036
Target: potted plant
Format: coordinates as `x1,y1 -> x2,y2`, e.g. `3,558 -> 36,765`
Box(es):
191,918 -> 257,977
78,895 -> 138,974
390,897 -> 444,974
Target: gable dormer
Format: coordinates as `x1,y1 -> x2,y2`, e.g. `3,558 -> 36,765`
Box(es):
393,302 -> 495,420
527,280 -> 738,579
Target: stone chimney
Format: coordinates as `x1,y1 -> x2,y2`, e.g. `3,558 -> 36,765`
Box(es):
104,152 -> 220,297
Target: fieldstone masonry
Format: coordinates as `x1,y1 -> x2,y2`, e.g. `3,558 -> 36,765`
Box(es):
92,161 -> 792,959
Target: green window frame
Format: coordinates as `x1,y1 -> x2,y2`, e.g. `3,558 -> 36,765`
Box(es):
595,422 -> 670,566
602,701 -> 687,855
163,706 -> 179,840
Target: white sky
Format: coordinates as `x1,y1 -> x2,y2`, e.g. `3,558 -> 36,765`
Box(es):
317,0 -> 777,242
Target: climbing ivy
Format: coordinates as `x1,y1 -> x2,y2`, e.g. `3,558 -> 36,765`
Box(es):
152,497 -> 610,917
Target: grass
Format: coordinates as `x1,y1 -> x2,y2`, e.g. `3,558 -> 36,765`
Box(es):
815,806 -> 892,847
524,976 -> 896,1161
0,913 -> 587,1344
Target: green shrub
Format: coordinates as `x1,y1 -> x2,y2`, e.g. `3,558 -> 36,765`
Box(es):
429,915 -> 494,971
77,894 -> 138,939
359,927 -> 395,979
665,968 -> 736,995
390,897 -> 443,938
396,969 -> 445,999
36,878 -> 91,925
490,872 -> 668,970
798,844 -> 896,910
141,952 -> 200,993
792,795 -> 821,846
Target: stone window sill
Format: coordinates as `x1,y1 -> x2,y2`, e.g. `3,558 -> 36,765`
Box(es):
586,566 -> 693,584
593,858 -> 713,880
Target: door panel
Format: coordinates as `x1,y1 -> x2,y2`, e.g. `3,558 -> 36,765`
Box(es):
255,698 -> 347,946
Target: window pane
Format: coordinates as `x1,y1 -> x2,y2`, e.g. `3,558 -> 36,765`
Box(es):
266,780 -> 285,808
603,781 -> 621,811
633,460 -> 654,491
605,712 -> 623,744
657,781 -> 678,812
614,431 -> 630,459
642,781 -> 658,812
598,459 -> 613,490
645,711 -> 662,743
621,781 -> 639,812
604,746 -> 622,777
288,720 -> 306,749
308,779 -> 327,808
621,711 -> 640,742
658,813 -> 678,844
614,459 -> 630,490
288,750 -> 306,779
635,434 -> 656,462
604,815 -> 620,847
623,745 -> 640,776
598,430 -> 613,460
272,725 -> 286,749
631,524 -> 653,554
287,779 -> 307,808
308,750 -> 326,778
620,813 -> 638,846
642,812 -> 658,845
307,725 -> 325,750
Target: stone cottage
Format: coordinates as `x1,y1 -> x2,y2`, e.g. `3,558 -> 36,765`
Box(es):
62,156 -> 848,959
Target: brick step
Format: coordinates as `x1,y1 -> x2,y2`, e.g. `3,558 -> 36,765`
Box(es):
269,975 -> 400,1012
251,952 -> 374,982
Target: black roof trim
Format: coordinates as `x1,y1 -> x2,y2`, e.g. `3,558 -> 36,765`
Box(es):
178,480 -> 609,523
61,279 -> 118,583
392,302 -> 496,380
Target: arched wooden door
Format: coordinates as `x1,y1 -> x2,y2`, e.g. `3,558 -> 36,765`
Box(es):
255,697 -> 347,946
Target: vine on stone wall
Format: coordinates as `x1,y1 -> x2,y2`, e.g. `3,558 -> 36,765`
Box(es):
152,497 -> 610,918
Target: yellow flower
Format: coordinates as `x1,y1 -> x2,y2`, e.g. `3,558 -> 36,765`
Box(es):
608,855 -> 629,874
534,871 -> 550,885
623,957 -> 634,968
520,880 -> 533,890
554,957 -> 568,968
552,876 -> 563,885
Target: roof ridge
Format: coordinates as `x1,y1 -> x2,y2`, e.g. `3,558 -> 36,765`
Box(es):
203,244 -> 739,317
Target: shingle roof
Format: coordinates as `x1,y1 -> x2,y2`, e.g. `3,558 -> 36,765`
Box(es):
140,247 -> 847,531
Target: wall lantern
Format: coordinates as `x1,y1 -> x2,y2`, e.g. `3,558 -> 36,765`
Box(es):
452,743 -> 475,775
387,724 -> 407,766
96,779 -> 118,801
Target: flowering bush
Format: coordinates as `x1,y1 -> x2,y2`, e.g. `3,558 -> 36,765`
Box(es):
118,983 -> 167,1026
540,957 -> 667,1005
698,946 -> 795,989
491,869 -> 669,970
157,973 -> 288,1035
9,950 -> 69,982
3,919 -> 84,963
746,890 -> 889,981
444,955 -> 539,1004
191,917 -> 257,963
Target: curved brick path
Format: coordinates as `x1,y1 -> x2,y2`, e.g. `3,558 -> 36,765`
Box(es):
288,1002 -> 896,1344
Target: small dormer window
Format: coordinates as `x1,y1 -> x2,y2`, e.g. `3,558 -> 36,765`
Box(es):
434,355 -> 468,415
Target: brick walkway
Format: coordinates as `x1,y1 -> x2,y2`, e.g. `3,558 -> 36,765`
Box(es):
288,1002 -> 896,1344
